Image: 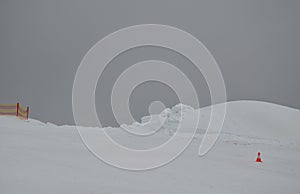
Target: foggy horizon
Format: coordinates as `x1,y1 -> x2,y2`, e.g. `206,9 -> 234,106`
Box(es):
1,0 -> 299,126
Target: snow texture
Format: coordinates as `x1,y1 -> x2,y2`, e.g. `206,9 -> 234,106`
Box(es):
0,101 -> 300,193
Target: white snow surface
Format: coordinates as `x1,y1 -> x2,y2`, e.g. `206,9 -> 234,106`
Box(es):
1,100 -> 300,193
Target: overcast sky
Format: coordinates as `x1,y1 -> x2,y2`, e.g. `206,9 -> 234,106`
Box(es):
0,0 -> 299,126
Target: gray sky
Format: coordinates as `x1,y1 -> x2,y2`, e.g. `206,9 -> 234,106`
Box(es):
0,0 -> 299,126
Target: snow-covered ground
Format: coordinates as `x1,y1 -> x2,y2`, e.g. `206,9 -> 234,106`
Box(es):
1,100 -> 300,193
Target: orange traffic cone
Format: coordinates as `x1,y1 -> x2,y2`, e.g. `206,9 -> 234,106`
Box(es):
256,152 -> 262,163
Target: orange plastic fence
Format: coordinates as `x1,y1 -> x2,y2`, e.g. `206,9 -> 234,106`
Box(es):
0,102 -> 29,120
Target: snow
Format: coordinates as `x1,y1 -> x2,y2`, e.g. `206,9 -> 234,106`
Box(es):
1,100 -> 300,193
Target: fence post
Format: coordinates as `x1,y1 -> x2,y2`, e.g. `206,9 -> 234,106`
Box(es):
26,106 -> 29,120
16,102 -> 19,117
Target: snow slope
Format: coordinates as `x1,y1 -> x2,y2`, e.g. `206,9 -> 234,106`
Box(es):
0,101 -> 300,193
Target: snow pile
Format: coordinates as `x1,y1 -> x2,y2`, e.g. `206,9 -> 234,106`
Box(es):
124,101 -> 300,145
141,103 -> 194,123
124,103 -> 197,135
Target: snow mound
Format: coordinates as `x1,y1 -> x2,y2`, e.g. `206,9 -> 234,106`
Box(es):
123,100 -> 300,144
207,101 -> 300,142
